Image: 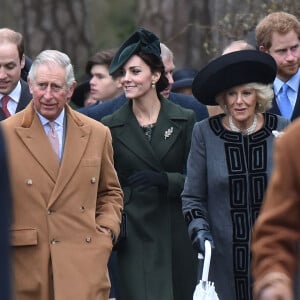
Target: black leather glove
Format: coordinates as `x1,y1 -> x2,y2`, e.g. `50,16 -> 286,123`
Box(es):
191,229 -> 214,256
128,170 -> 168,190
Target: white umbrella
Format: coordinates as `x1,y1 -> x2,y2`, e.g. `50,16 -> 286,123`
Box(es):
193,240 -> 219,300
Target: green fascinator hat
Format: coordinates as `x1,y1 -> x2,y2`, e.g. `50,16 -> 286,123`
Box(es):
109,27 -> 161,75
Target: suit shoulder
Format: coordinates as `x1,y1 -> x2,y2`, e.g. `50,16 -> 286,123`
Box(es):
101,112 -> 114,124
73,110 -> 109,132
163,98 -> 195,118
170,92 -> 204,107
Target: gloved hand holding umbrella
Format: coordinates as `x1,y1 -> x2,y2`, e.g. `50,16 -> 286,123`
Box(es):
193,240 -> 219,300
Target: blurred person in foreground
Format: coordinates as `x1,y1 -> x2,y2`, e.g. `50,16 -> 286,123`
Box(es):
0,124 -> 12,300
101,27 -> 198,300
252,121 -> 300,300
2,49 -> 123,300
78,43 -> 208,122
181,50 -> 289,300
256,11 -> 300,121
0,28 -> 32,120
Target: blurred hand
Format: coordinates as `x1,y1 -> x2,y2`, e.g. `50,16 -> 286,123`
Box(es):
254,272 -> 293,300
258,284 -> 293,300
128,170 -> 168,189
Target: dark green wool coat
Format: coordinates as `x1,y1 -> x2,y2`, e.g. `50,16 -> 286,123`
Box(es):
102,97 -> 198,300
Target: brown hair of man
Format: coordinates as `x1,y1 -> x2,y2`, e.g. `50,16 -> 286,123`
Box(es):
85,49 -> 116,76
0,28 -> 24,61
255,11 -> 300,50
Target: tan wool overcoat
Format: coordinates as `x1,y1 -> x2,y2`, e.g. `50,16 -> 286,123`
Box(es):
2,103 -> 123,300
252,118 -> 300,298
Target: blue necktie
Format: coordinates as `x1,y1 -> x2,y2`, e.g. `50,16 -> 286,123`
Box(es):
278,83 -> 292,119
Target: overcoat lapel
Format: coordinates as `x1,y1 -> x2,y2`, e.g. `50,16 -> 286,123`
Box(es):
16,80 -> 32,113
0,109 -> 6,121
111,98 -> 185,171
15,103 -> 91,206
116,109 -> 162,171
151,103 -> 182,161
291,81 -> 300,120
15,105 -> 60,181
49,108 -> 90,205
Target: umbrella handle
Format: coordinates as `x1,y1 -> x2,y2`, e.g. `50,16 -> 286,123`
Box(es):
201,240 -> 211,281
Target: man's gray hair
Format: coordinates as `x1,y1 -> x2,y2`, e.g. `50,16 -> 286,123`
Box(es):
28,50 -> 75,88
160,43 -> 174,61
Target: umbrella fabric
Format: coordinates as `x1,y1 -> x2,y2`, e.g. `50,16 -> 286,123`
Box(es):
193,241 -> 219,300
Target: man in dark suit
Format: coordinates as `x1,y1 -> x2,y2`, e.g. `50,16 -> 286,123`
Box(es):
0,28 -> 32,121
0,125 -> 12,300
78,43 -> 209,122
256,12 -> 300,121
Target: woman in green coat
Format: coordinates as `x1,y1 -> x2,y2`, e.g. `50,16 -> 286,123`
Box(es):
102,28 -> 197,300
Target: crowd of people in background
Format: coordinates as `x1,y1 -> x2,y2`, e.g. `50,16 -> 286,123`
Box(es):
0,10 -> 299,300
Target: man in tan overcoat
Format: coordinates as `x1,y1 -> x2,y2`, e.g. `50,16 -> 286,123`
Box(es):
252,119 -> 300,300
2,49 -> 123,300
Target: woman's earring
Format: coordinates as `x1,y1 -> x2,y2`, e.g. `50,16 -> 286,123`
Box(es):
151,82 -> 156,89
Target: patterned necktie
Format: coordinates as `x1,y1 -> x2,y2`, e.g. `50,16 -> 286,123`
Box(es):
1,95 -> 11,118
278,83 -> 293,119
47,122 -> 59,159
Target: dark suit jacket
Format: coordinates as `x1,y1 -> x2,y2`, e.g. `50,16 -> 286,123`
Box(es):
269,81 -> 300,121
0,80 -> 32,121
0,125 -> 12,300
78,92 -> 209,122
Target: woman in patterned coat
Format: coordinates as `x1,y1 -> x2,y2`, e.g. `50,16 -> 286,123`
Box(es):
181,50 -> 290,300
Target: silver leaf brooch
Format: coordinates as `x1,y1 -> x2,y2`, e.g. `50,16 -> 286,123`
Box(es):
164,127 -> 174,140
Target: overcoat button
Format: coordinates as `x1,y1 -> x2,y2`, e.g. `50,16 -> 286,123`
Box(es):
85,237 -> 92,243
91,177 -> 96,184
51,239 -> 57,244
26,179 -> 33,185
80,206 -> 85,212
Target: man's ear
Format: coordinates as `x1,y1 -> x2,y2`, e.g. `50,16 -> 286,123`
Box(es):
20,54 -> 26,69
67,81 -> 77,99
27,78 -> 34,94
259,45 -> 268,53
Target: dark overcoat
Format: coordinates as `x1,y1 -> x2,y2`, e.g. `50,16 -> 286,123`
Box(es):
0,125 -> 12,300
102,97 -> 198,300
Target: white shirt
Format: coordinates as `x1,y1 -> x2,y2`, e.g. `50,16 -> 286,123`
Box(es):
0,81 -> 22,115
37,108 -> 65,161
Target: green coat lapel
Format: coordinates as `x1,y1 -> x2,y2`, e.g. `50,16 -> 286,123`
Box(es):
111,103 -> 162,171
151,99 -> 185,161
104,97 -> 192,171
